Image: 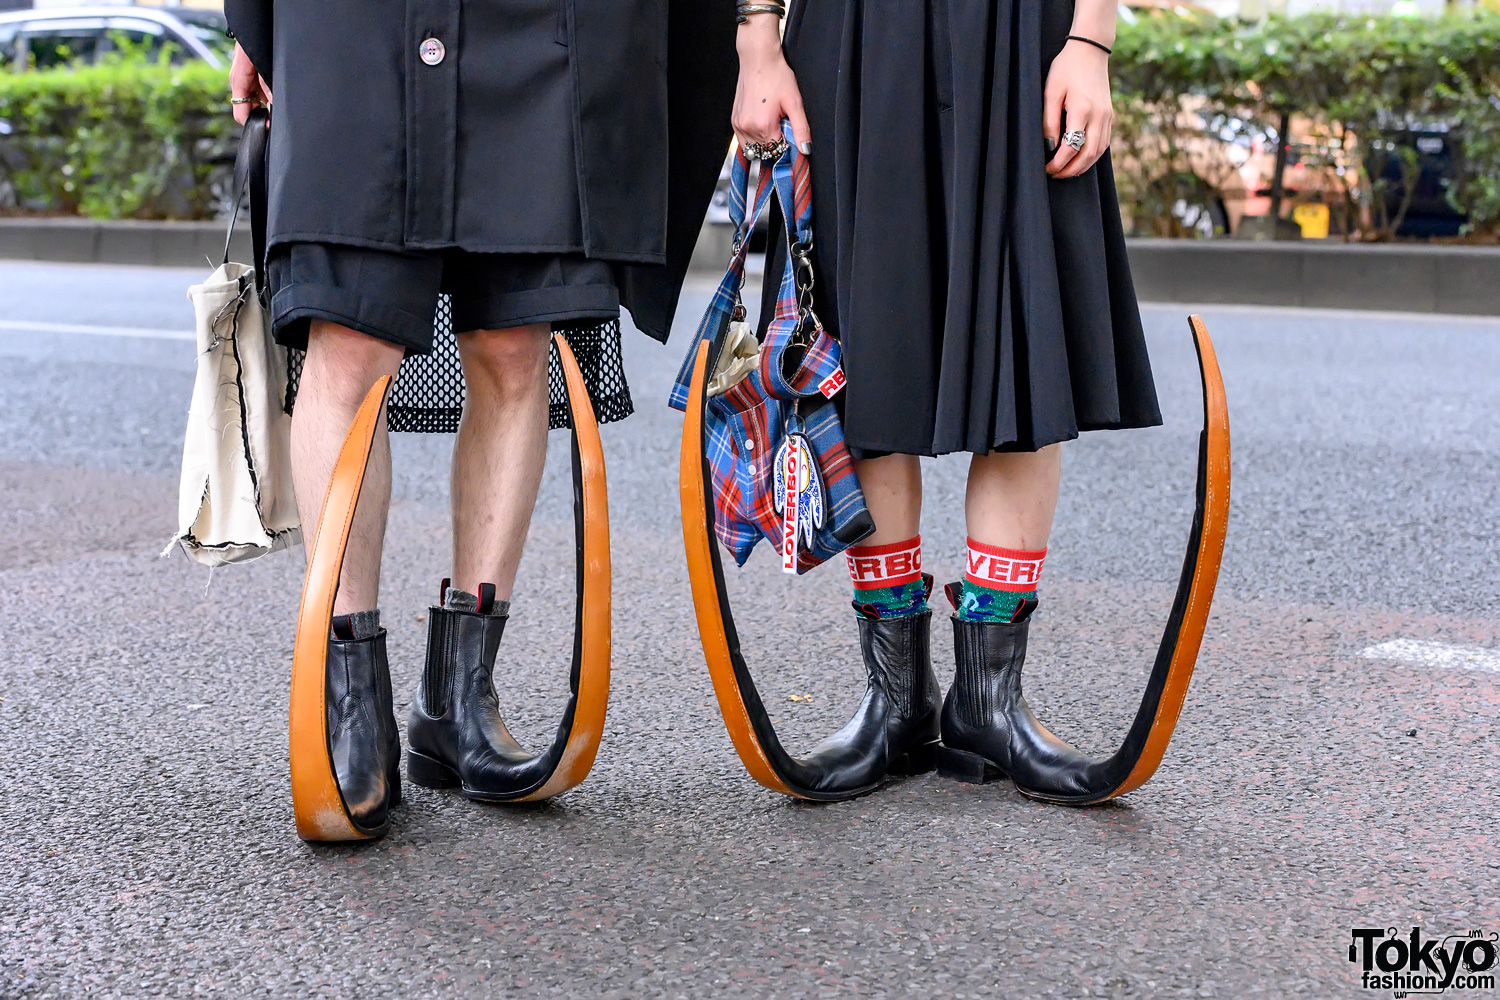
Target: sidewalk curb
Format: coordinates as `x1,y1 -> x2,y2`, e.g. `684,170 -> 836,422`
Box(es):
1124,238 -> 1500,317
0,218 -> 241,270
4,218 -> 1497,316
690,227 -> 1500,317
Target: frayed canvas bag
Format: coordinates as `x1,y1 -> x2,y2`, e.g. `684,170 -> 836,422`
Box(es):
167,110 -> 299,567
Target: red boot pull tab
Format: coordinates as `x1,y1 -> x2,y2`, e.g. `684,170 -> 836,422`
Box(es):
943,581 -> 964,612
439,578 -> 451,606
1010,597 -> 1039,624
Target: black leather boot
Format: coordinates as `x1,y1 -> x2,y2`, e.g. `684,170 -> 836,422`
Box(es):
406,586 -> 564,801
797,606 -> 942,795
326,626 -> 402,835
938,609 -> 1100,799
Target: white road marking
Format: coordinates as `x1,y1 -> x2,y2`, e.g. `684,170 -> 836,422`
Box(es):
1360,639 -> 1500,674
0,318 -> 195,341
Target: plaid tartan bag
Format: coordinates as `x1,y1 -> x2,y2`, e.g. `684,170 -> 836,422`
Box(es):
670,124 -> 874,573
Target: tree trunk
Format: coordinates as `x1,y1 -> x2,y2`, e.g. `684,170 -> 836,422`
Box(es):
1268,110 -> 1292,226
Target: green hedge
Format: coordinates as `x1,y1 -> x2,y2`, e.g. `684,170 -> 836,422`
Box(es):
0,56 -> 232,220
1,14 -> 1498,237
1112,11 -> 1500,239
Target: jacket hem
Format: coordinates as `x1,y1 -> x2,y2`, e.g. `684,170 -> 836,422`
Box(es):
267,232 -> 667,266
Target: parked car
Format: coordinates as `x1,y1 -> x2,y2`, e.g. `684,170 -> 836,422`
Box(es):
0,6 -> 234,216
1369,123 -> 1467,238
0,5 -> 230,71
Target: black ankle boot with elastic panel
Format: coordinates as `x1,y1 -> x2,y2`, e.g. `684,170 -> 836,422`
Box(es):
325,626 -> 402,835
406,585 -> 566,801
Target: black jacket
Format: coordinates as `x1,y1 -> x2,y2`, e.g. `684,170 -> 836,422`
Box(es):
224,0 -> 736,341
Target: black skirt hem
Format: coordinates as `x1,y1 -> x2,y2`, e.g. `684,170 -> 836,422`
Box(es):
846,416 -> 1164,461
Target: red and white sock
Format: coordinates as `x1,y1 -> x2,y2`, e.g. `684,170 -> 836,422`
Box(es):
964,539 -> 1047,591
846,536 -> 927,617
958,538 -> 1046,622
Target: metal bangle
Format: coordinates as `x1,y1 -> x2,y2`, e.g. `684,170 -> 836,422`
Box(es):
736,2 -> 787,25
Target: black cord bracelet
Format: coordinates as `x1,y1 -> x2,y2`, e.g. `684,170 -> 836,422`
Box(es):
1066,34 -> 1113,56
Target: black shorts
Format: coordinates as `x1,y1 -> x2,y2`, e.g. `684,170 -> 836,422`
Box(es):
267,243 -> 620,355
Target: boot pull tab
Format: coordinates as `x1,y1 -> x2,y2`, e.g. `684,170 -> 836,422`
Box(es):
477,583 -> 498,616
920,573 -> 935,602
1010,597 -> 1039,624
439,578 -> 451,606
943,581 -> 963,611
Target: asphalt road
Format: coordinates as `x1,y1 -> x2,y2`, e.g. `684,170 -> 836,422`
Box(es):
1,260 -> 1497,999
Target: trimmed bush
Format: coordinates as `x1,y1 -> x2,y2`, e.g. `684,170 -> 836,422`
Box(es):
1112,11 -> 1500,240
0,56 -> 233,220
0,13 -> 1497,238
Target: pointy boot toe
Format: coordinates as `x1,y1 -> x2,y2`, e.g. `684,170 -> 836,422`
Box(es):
325,630 -> 402,835
1002,702 -> 1103,800
327,720 -> 391,828
940,614 -> 1109,802
795,608 -> 942,797
799,692 -> 892,795
407,602 -> 559,802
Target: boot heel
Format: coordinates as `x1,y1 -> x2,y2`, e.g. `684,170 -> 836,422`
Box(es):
888,740 -> 941,776
935,745 -> 1004,785
388,758 -> 404,808
407,749 -> 460,790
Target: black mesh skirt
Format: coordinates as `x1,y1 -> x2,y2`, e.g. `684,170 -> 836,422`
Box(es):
285,297 -> 633,433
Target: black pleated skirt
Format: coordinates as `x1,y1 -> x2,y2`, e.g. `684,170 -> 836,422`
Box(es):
779,0 -> 1162,456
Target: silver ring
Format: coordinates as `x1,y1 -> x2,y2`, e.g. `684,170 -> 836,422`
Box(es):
742,137 -> 790,161
230,96 -> 257,105
1063,129 -> 1087,152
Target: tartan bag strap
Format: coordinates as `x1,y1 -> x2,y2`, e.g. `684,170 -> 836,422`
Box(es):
757,122 -> 844,403
727,145 -> 778,248
667,147 -> 778,412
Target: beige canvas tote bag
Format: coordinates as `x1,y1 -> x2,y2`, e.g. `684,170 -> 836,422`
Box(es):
166,110 -> 300,567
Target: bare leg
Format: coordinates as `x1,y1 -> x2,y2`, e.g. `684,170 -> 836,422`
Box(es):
290,321 -> 405,616
965,445 -> 1063,550
450,324 -> 552,601
852,453 -> 923,544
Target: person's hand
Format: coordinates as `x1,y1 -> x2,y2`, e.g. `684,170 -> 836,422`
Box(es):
731,14 -> 811,156
1043,40 -> 1114,179
230,43 -> 272,125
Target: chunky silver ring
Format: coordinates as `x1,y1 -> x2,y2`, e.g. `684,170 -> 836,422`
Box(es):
1063,128 -> 1087,152
742,137 -> 790,161
230,96 -> 257,105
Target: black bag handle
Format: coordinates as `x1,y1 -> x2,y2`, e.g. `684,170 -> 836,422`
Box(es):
222,107 -> 270,295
